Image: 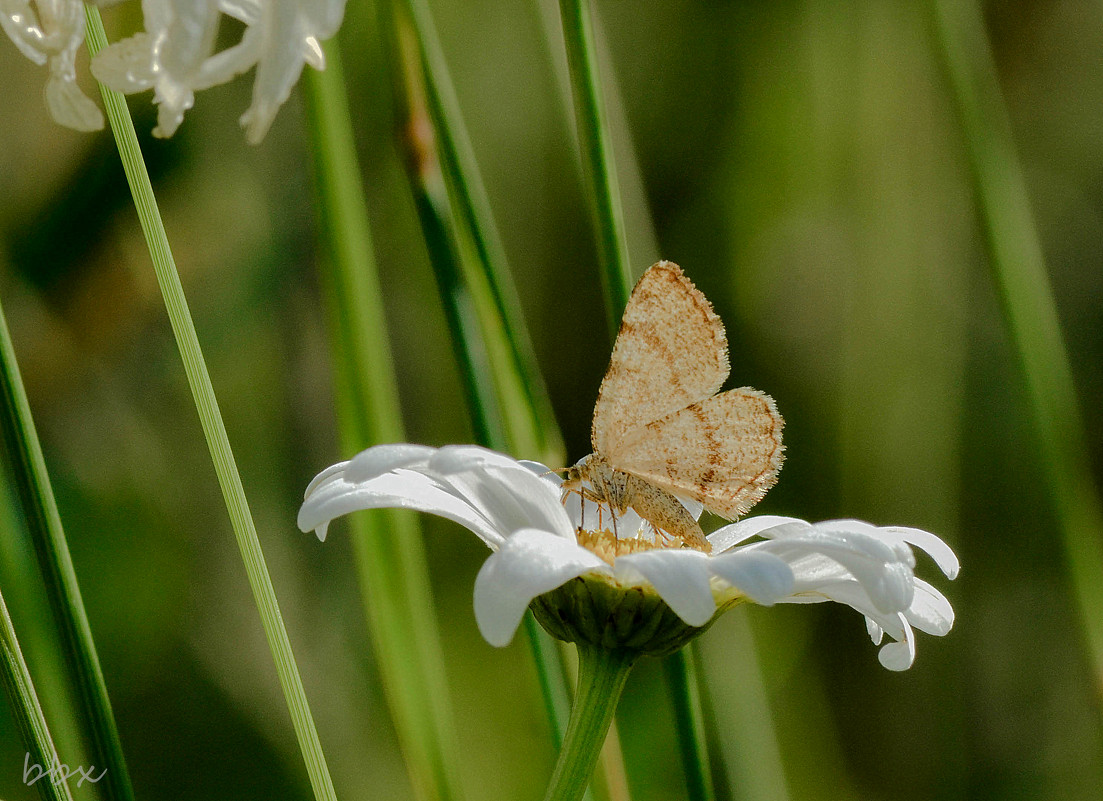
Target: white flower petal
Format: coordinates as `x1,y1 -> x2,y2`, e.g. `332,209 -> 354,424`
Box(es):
614,549 -> 716,627
882,525 -> 960,579
473,528 -> 609,647
45,74 -> 104,131
346,443 -> 438,481
708,550 -> 794,605
708,515 -> 807,553
876,616 -> 916,671
905,578 -> 954,636
298,465 -> 506,548
90,33 -> 157,92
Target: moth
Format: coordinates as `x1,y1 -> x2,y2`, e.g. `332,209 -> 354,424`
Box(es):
563,261 -> 784,552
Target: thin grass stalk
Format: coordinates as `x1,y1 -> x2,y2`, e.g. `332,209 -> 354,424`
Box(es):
302,44 -> 468,801
83,9 -> 338,800
931,0 -> 1103,686
397,0 -> 564,466
552,3 -> 714,798
663,647 -> 715,801
556,0 -> 633,336
0,585 -> 76,801
0,290 -> 133,800
383,5 -> 581,759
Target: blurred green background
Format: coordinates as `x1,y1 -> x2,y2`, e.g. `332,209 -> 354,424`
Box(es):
2,0 -> 1102,799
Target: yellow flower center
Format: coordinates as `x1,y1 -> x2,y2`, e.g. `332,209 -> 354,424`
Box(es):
575,528 -> 666,564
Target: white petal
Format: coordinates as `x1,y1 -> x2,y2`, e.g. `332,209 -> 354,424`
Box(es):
346,443 -> 438,481
90,34 -> 156,92
876,616 -> 916,671
708,550 -> 794,605
473,528 -> 609,647
298,467 -> 506,548
904,578 -> 954,636
708,515 -> 808,553
772,529 -> 915,614
45,75 -> 104,131
882,525 -> 960,579
614,549 -> 716,627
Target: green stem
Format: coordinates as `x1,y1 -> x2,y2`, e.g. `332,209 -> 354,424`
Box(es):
83,8 -> 338,800
544,646 -> 636,801
302,42 -> 467,801
0,291 -> 132,799
399,0 -> 564,465
383,0 -> 582,770
0,585 -> 76,801
664,647 -> 715,801
557,0 -> 633,337
931,0 -> 1103,688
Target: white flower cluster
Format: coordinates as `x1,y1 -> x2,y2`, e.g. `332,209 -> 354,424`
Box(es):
2,0 -> 346,142
299,444 -> 959,670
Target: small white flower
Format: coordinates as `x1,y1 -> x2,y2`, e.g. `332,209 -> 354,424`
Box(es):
299,444 -> 958,670
88,0 -> 346,142
1,0 -> 105,130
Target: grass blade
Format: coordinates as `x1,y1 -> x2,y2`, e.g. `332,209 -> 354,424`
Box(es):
0,584 -> 76,801
932,0 -> 1103,686
83,8 -> 339,800
0,287 -> 133,799
556,0 -> 634,336
303,42 -> 468,801
398,0 -> 565,466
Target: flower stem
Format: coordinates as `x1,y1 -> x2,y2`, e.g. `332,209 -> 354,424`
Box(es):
932,0 -> 1103,689
83,8 -> 338,801
0,584 -> 75,801
0,288 -> 132,800
543,646 -> 636,801
557,0 -> 633,337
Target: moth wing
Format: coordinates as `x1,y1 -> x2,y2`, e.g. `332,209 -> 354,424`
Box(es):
608,388 -> 784,520
591,261 -> 729,454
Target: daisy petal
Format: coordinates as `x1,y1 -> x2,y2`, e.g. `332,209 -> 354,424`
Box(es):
473,529 -> 609,647
709,515 -> 808,553
709,550 -> 794,605
876,617 -> 917,671
905,578 -> 955,636
614,550 -> 716,626
883,525 -> 960,579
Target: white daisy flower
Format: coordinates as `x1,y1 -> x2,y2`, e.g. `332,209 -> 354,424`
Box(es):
298,443 -> 958,670
1,0 -> 105,130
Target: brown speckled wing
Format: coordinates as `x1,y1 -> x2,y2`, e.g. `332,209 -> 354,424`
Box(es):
608,388 -> 784,520
591,261 -> 730,455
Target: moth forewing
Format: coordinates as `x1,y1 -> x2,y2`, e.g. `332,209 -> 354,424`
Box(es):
591,261 -> 730,456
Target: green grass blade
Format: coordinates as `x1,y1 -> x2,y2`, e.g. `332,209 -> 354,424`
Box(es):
0,290 -> 133,800
83,8 -> 339,800
302,43 -> 468,801
556,0 -> 633,336
399,0 -> 564,466
384,3 -> 579,757
931,0 -> 1103,685
664,648 -> 716,801
0,584 -> 75,801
